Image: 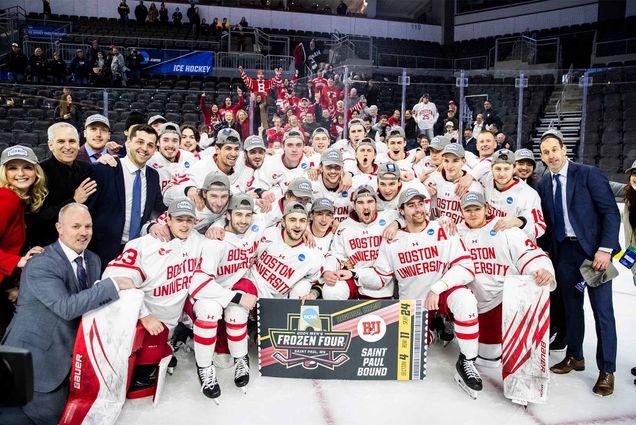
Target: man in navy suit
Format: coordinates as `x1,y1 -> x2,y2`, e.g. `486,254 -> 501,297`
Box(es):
86,124 -> 167,268
0,203 -> 134,425
537,129 -> 620,396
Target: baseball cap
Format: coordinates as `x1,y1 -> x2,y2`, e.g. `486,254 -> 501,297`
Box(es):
514,148 -> 536,164
1,145 -> 38,166
283,201 -> 308,217
540,128 -> 564,144
492,149 -> 516,166
445,121 -> 455,128
84,114 -> 110,129
348,118 -> 365,129
321,149 -> 344,167
398,187 -> 426,207
311,197 -> 335,213
378,162 -> 401,180
460,192 -> 486,209
168,197 -> 196,218
159,122 -> 181,138
287,178 -> 313,198
148,115 -> 167,126
244,135 -> 266,151
387,126 -> 405,140
441,143 -> 465,158
202,172 -> 230,191
311,127 -> 330,139
11,43 -> 19,47
422,93 -> 430,98
356,137 -> 376,151
228,193 -> 255,212
352,185 -> 377,202
283,129 -> 304,142
625,159 -> 636,175
429,135 -> 451,151
216,128 -> 241,146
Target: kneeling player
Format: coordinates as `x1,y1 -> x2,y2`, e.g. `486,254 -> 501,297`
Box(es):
359,188 -> 482,398
457,192 -> 555,366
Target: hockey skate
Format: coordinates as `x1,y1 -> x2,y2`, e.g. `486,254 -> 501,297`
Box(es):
197,364 -> 221,404
475,356 -> 502,368
234,355 -> 250,394
170,323 -> 193,353
167,356 -> 177,375
440,316 -> 455,347
454,354 -> 483,399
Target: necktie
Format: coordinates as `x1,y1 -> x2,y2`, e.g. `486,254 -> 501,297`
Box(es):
553,173 -> 566,242
130,169 -> 142,240
74,256 -> 88,290
92,152 -> 102,161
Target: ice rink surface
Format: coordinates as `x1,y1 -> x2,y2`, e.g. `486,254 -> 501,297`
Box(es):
118,262 -> 636,425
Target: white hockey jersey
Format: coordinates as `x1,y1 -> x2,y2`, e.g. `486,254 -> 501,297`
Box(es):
311,178 -> 352,223
425,169 -> 484,224
483,178 -> 546,242
147,150 -> 197,193
457,217 -> 555,314
246,227 -> 324,298
376,180 -> 430,212
251,153 -> 312,199
375,150 -> 418,177
313,228 -> 334,257
102,232 -> 205,328
361,221 -> 475,300
331,139 -> 388,164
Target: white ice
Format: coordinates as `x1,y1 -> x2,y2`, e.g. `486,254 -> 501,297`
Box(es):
118,262 -> 636,425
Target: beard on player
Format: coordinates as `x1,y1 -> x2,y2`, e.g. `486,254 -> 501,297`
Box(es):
226,209 -> 253,235
282,213 -> 308,244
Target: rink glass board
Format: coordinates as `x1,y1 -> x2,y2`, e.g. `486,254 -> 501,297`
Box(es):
258,299 -> 427,380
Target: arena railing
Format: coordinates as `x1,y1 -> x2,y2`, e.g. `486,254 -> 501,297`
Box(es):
214,52 -> 294,71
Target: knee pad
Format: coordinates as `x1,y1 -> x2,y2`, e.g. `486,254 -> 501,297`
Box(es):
446,287 -> 478,321
225,303 -> 249,323
193,299 -> 223,321
322,281 -> 351,300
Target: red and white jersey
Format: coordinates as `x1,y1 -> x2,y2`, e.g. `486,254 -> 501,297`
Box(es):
331,139 -> 388,164
367,221 -> 475,300
375,150 -> 418,177
483,178 -> 546,242
345,162 -> 379,178
425,170 -> 484,224
145,205 -> 225,236
376,180 -> 429,212
311,178 -> 352,223
326,210 -> 400,298
457,217 -> 554,313
313,228 -> 334,257
148,150 -> 197,193
251,154 -> 312,199
412,101 -> 438,130
102,232 -> 205,328
411,155 -> 435,179
467,156 -> 493,183
246,227 -> 324,298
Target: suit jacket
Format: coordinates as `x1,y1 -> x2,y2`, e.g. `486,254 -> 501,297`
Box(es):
1,241 -> 119,392
537,161 -> 620,258
86,158 -> 166,267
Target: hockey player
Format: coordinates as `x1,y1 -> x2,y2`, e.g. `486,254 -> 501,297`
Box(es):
375,162 -> 429,212
239,66 -> 282,100
347,138 -> 378,179
457,191 -> 555,368
414,135 -> 449,181
187,194 -> 262,400
148,123 -> 197,192
483,149 -> 546,242
322,185 -> 400,300
332,118 -> 388,162
310,198 -> 336,256
305,127 -> 331,166
247,202 -> 324,298
425,144 -> 484,224
358,187 -> 482,398
102,198 -> 205,394
375,126 -> 422,180
456,130 -> 498,195
513,148 -> 539,189
311,149 -> 352,222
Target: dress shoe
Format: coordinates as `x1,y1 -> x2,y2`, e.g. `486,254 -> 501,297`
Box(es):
631,366 -> 636,376
550,356 -> 585,374
592,372 -> 614,396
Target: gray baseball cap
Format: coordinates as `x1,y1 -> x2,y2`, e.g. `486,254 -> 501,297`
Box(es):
352,185 -> 377,202
321,149 -> 344,167
514,148 -> 536,164
356,137 -> 376,151
1,145 -> 38,166
287,178 -> 313,198
203,172 -> 230,191
311,127 -> 329,138
378,162 -> 401,180
283,129 -> 305,142
387,126 -> 405,140
441,143 -> 465,158
148,114 -> 167,125
244,135 -> 266,151
348,118 -> 365,130
460,191 -> 486,209
429,135 -> 451,151
492,149 -> 516,166
398,187 -> 426,207
283,201 -> 308,217
625,159 -> 636,175
216,128 -> 241,146
168,197 -> 196,218
85,114 -> 110,129
445,121 -> 455,128
540,128 -> 564,144
159,122 -> 181,138
228,193 -> 255,212
311,197 -> 335,213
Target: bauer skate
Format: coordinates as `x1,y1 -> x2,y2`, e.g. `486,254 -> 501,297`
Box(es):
197,363 -> 221,404
454,353 -> 483,399
234,355 -> 250,394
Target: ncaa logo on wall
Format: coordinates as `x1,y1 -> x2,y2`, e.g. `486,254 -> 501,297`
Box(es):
357,314 -> 387,343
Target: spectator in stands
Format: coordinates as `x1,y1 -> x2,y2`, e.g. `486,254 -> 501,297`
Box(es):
302,112 -> 320,136
472,113 -> 484,134
387,109 -> 401,127
436,108 -> 457,135
0,145 -> 47,337
373,114 -> 390,144
348,87 -> 359,105
365,79 -> 378,106
148,115 -> 167,133
127,49 -> 144,83
200,94 -> 221,127
118,0 -> 130,22
331,115 -> 345,140
463,127 -> 478,156
413,93 -> 438,142
148,3 -> 159,23
219,88 -> 244,120
135,0 -> 149,24
90,51 -> 108,86
48,51 -> 67,85
496,132 -> 510,149
448,100 -> 457,114
28,48 -> 46,83
42,0 -> 51,18
336,0 -> 348,15
622,162 -> 636,295
236,110 -> 250,140
266,117 -> 285,148
482,99 -> 503,131
159,2 -> 168,23
213,110 -> 240,138
86,40 -> 101,66
211,17 -> 220,36
180,124 -> 200,153
444,121 -> 455,138
221,17 -> 230,32
404,110 -> 418,151
70,49 -> 90,85
7,43 -> 28,83
187,3 -> 196,24
110,47 -> 127,87
192,7 -> 202,35
318,109 -> 332,130
55,95 -> 82,132
172,7 -> 183,25
235,17 -> 249,52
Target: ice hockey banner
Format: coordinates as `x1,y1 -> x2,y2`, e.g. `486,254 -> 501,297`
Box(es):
139,49 -> 214,76
258,299 -> 427,380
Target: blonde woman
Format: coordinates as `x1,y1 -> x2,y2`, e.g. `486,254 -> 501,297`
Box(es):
0,145 -> 47,335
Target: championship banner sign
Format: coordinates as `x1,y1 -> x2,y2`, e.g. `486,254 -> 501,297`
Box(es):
258,299 -> 427,380
139,49 -> 213,76
24,25 -> 67,39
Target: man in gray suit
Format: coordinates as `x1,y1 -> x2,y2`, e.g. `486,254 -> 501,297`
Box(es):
0,203 -> 134,425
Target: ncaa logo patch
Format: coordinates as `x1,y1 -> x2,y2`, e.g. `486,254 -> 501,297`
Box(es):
427,229 -> 434,235
251,224 -> 259,232
490,230 -> 497,236
357,314 -> 387,343
379,219 -> 386,226
184,161 -> 191,168
301,163 -> 309,169
506,197 -> 513,204
298,254 -> 306,261
341,191 -> 349,198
